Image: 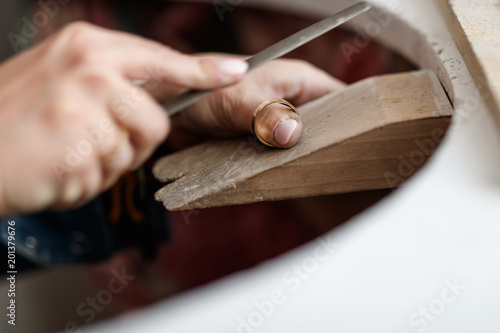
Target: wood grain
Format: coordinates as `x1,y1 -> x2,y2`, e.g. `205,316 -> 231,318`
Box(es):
439,0 -> 500,126
154,70 -> 453,211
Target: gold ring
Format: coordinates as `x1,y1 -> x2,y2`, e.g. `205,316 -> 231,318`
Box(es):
252,98 -> 299,147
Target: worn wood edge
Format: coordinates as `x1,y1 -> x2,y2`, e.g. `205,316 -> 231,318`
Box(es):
153,72 -> 378,187
154,70 -> 452,211
164,116 -> 451,210
437,0 -> 500,129
154,70 -> 438,183
153,72 -> 384,184
154,70 -> 432,208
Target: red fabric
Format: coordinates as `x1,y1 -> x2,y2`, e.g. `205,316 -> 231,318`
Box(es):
160,203 -> 310,288
85,0 -> 118,29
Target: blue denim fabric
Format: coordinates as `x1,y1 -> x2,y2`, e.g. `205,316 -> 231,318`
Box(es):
0,199 -> 114,265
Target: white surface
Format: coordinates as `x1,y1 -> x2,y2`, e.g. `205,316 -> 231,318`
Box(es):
84,0 -> 500,332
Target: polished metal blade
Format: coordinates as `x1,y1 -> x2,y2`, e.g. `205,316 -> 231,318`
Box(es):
163,1 -> 371,116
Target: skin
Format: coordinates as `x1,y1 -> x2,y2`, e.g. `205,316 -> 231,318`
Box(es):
168,57 -> 345,149
0,22 -> 344,217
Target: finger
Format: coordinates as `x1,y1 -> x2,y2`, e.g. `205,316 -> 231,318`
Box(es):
208,61 -> 344,148
47,73 -> 139,205
0,126 -> 59,214
60,72 -> 138,182
37,85 -> 122,207
56,123 -> 133,209
171,59 -> 345,148
253,101 -> 303,148
99,130 -> 135,187
142,81 -> 185,102
141,54 -> 249,102
181,86 -> 304,148
54,153 -> 102,210
56,24 -> 249,92
108,80 -> 170,169
97,32 -> 249,89
49,66 -> 168,205
255,59 -> 346,106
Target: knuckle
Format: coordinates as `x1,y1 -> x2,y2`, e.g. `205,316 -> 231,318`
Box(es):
72,50 -> 102,69
100,127 -> 121,154
59,22 -> 99,50
209,90 -> 246,131
143,115 -> 169,145
43,94 -> 82,124
197,58 -> 224,86
148,46 -> 180,76
56,22 -> 104,68
216,90 -> 238,117
76,69 -> 115,91
61,22 -> 100,48
75,159 -> 101,194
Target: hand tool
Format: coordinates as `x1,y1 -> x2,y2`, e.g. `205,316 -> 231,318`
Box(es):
163,1 -> 371,116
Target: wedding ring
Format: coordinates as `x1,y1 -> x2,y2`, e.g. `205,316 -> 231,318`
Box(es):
252,98 -> 299,147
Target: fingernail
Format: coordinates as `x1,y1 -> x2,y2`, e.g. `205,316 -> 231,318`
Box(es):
64,179 -> 82,203
217,59 -> 249,76
31,182 -> 57,211
274,118 -> 298,146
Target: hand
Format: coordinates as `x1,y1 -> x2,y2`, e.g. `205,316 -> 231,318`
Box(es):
166,58 -> 345,149
0,22 -> 249,216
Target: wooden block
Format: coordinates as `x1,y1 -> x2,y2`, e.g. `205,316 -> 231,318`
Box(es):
439,0 -> 500,126
153,70 -> 453,211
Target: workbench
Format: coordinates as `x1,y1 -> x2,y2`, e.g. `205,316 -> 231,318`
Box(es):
83,1 -> 500,332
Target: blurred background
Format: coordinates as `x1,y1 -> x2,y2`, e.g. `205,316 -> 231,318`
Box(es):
0,0 -> 16,61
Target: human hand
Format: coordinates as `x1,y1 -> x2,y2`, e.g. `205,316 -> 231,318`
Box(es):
166,57 -> 345,149
0,22 -> 248,216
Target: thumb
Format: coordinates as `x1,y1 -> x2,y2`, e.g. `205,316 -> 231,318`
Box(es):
179,87 -> 304,148
252,99 -> 303,148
